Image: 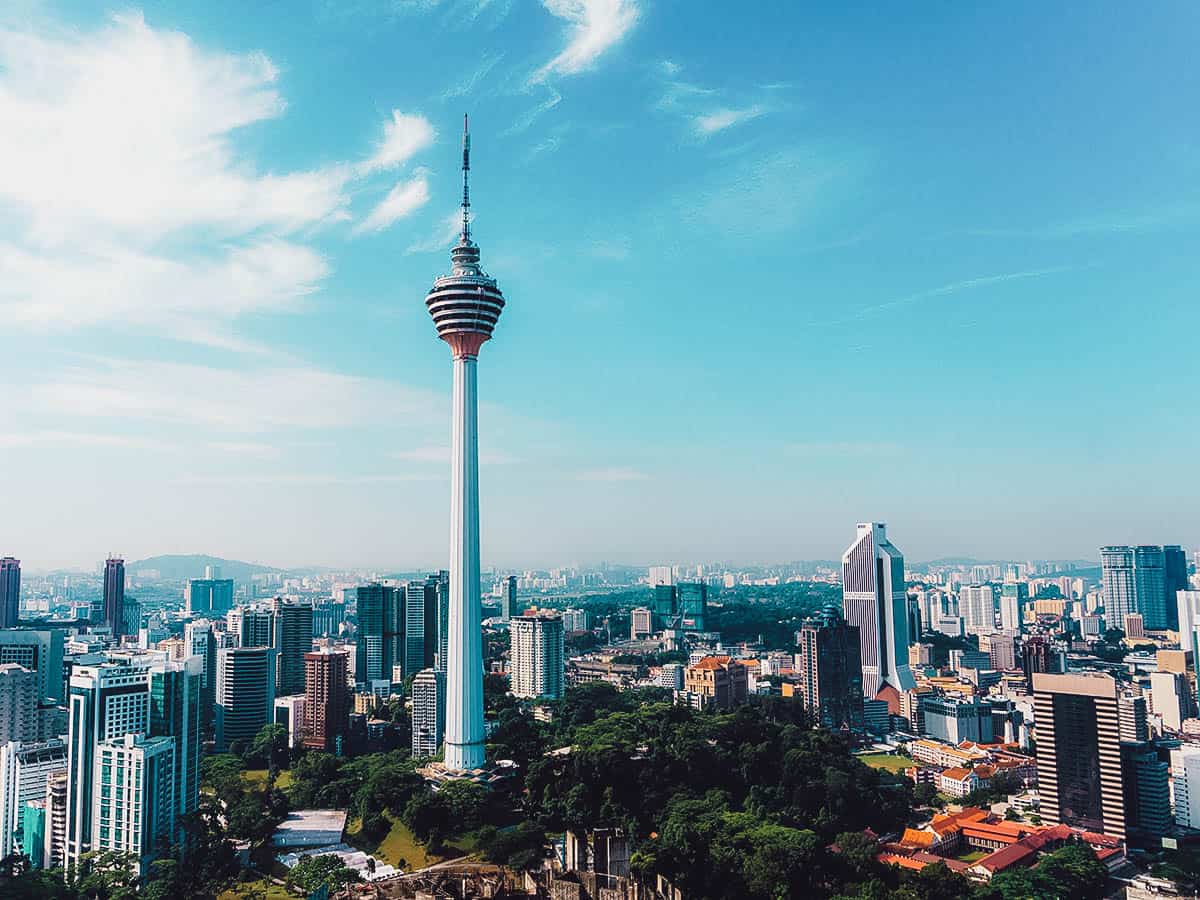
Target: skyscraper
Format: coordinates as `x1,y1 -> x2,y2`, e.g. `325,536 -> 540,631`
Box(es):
149,657 -> 202,826
355,583 -> 403,684
65,661 -> 152,869
509,613 -> 565,700
92,733 -> 175,876
303,649 -> 349,753
652,584 -> 677,629
0,629 -> 66,705
411,668 -> 446,759
0,557 -> 20,628
185,576 -> 234,616
424,117 -> 506,772
404,580 -> 437,678
0,663 -> 38,743
231,605 -> 275,649
960,584 -> 996,636
1164,545 -> 1188,631
102,558 -> 125,636
1032,672 -> 1126,839
1102,545 -> 1168,631
842,523 -> 915,710
215,646 -> 276,752
501,575 -> 516,622
793,605 -> 864,732
434,571 -> 450,672
677,582 -> 708,632
0,738 -> 67,862
273,600 -> 314,696
999,581 -> 1027,634
184,621 -> 217,735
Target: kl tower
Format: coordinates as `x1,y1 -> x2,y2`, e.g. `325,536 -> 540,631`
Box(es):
425,116 -> 505,772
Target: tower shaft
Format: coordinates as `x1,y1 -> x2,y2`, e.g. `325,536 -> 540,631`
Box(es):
443,354 -> 485,770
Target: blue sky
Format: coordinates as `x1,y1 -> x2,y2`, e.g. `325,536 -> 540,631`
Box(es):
1,1 -> 1198,570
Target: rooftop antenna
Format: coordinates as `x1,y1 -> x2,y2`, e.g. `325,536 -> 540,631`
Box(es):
460,113 -> 471,243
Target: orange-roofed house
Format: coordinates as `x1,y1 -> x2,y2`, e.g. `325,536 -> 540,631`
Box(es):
938,767 -> 979,798
684,656 -> 749,710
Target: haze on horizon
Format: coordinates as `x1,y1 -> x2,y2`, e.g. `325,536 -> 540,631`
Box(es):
1,3 -> 1197,571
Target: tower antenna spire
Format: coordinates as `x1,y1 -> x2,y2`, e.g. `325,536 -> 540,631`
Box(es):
461,113 -> 471,242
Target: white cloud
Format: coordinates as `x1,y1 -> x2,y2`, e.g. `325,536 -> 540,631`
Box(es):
0,430 -> 174,451
360,111 -> 436,175
407,210 -> 469,253
694,104 -> 764,136
26,359 -> 441,432
531,0 -> 639,82
354,172 -> 431,234
0,13 -> 434,340
575,466 -> 648,482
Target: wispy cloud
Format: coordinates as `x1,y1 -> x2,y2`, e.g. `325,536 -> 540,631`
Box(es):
811,267 -> 1074,327
175,472 -> 445,486
407,210 -> 468,254
694,104 -> 765,136
442,53 -> 504,99
576,466 -> 649,482
784,441 -> 903,457
971,210 -> 1184,240
354,171 -> 431,234
0,430 -> 174,451
0,13 -> 435,342
531,0 -> 640,83
25,359 -> 441,433
502,87 -> 563,136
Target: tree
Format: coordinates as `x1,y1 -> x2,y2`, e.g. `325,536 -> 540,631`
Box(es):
285,854 -> 361,893
71,851 -> 140,900
244,723 -> 289,770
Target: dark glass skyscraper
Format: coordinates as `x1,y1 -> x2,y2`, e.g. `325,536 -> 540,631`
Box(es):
273,600 -> 314,696
102,558 -> 125,637
794,605 -> 865,732
0,557 -> 20,628
355,583 -> 403,683
677,582 -> 708,632
1165,545 -> 1188,631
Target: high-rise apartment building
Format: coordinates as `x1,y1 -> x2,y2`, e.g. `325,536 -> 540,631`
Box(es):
793,606 -> 864,732
562,608 -> 590,633
999,581 -> 1027,634
0,738 -> 67,861
960,585 -> 996,636
411,668 -> 446,759
979,632 -> 1017,671
0,558 -> 20,629
1172,746 -> 1200,830
44,770 -> 67,869
842,523 -> 915,709
303,649 -> 349,753
273,600 -> 314,696
501,575 -> 516,622
215,646 -> 276,752
0,664 -> 38,744
0,629 -> 66,705
65,661 -> 151,869
102,558 -> 125,637
677,583 -> 708,632
185,576 -> 235,616
1032,672 -> 1126,839
355,583 -> 403,684
510,613 -> 565,700
647,566 -> 673,587
92,733 -> 175,876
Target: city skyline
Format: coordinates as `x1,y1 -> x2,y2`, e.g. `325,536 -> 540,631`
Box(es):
3,3 -> 1199,569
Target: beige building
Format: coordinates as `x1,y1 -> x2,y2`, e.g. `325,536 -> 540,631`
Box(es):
684,656 -> 748,710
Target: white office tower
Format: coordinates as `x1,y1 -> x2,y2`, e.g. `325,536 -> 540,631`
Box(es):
65,662 -> 151,870
842,523 -> 915,705
423,118 -> 506,771
960,585 -> 996,636
92,734 -> 175,876
657,663 -> 685,691
411,669 -> 446,759
509,614 -> 565,700
0,663 -> 37,744
1150,671 -> 1187,732
1173,746 -> 1200,829
648,566 -> 674,587
1179,591 -> 1200,665
0,738 -> 67,859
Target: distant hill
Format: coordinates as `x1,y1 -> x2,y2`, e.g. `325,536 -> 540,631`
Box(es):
128,554 -> 277,583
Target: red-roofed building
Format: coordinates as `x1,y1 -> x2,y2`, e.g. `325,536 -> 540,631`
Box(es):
684,656 -> 748,710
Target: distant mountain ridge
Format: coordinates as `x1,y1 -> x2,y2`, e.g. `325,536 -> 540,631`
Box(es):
128,554 -> 277,582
